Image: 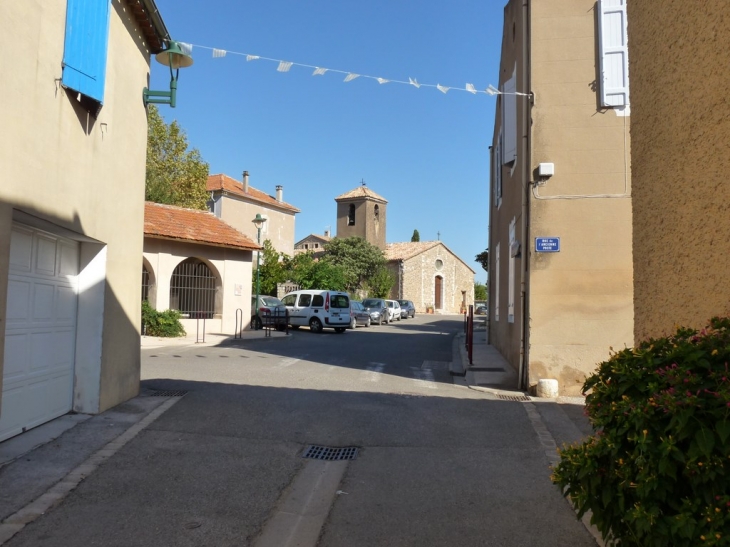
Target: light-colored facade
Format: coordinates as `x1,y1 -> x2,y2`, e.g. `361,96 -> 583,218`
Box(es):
386,242 -> 476,314
143,202 -> 259,335
0,0 -> 170,441
627,1 -> 730,341
294,233 -> 331,256
489,0 -> 633,395
335,185 -> 387,250
208,172 -> 300,257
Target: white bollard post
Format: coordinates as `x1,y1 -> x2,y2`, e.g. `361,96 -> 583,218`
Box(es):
536,378 -> 559,398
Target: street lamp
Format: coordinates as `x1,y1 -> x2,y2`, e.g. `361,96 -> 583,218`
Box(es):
252,214 -> 267,329
143,40 -> 194,108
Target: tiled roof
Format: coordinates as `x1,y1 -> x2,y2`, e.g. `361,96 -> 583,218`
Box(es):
334,186 -> 388,203
294,233 -> 331,247
207,174 -> 301,213
144,202 -> 261,251
386,241 -> 476,273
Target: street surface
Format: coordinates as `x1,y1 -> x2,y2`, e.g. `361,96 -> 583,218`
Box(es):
6,316 -> 596,546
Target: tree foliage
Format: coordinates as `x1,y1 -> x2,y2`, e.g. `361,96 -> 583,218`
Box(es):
474,282 -> 487,301
256,240 -> 287,295
145,105 -> 209,210
475,249 -> 489,272
285,253 -> 348,291
411,229 -> 420,242
364,265 -> 395,298
322,237 -> 388,293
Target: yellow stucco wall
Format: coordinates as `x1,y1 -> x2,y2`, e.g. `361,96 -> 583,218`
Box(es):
628,1 -> 730,341
218,198 -> 296,257
0,0 -> 156,412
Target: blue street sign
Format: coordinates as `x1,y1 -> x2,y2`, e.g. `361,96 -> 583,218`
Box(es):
535,237 -> 560,252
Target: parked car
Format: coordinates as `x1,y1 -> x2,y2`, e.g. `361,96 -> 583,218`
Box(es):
349,301 -> 371,328
475,304 -> 488,315
251,295 -> 287,330
361,298 -> 390,325
385,299 -> 402,321
280,290 -> 351,333
397,300 -> 416,319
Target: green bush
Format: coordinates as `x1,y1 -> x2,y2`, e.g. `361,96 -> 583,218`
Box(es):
552,317 -> 730,546
142,300 -> 186,338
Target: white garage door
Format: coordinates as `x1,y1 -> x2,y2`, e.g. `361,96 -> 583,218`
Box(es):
0,224 -> 79,442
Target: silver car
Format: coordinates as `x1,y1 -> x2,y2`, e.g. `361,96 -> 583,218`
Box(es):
361,298 -> 389,325
349,301 -> 372,328
385,300 -> 402,322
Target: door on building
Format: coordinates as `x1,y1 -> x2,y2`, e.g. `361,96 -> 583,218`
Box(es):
0,224 -> 79,442
435,275 -> 443,310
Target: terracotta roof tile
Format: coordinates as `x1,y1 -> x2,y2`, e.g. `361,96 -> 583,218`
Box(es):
334,186 -> 388,203
207,174 -> 301,213
144,202 -> 261,251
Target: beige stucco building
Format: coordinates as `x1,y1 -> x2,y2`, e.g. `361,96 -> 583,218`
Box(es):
143,202 -> 260,336
489,0 -> 633,395
627,1 -> 730,341
386,242 -> 476,314
0,0 -> 171,441
335,185 -> 387,250
207,172 -> 300,257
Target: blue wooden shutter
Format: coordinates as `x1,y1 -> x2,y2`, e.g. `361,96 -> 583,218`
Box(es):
598,0 -> 629,107
62,0 -> 111,105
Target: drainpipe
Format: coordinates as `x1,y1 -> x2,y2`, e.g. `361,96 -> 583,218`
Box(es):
517,0 -> 532,391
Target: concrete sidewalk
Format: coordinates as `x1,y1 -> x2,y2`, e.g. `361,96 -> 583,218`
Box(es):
141,326 -> 291,349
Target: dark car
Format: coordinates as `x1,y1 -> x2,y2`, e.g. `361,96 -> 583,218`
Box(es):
475,304 -> 488,315
397,300 -> 416,319
349,301 -> 372,328
361,298 -> 389,325
251,295 -> 287,330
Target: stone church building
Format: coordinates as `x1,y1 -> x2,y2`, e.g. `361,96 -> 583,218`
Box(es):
332,184 -> 475,314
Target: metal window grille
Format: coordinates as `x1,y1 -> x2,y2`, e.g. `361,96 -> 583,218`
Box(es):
142,266 -> 151,302
170,258 -> 216,319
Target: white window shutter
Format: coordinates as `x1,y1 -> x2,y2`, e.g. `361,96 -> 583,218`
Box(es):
598,0 -> 630,107
502,66 -> 517,164
493,134 -> 502,207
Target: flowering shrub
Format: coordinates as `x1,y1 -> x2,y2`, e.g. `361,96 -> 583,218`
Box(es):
142,300 -> 186,337
552,317 -> 730,546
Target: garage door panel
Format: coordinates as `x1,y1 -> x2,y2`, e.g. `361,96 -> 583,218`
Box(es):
59,241 -> 79,276
3,332 -> 29,380
35,235 -> 57,276
6,278 -> 31,324
53,329 -> 76,370
56,285 -> 77,323
30,330 -> 56,372
9,228 -> 33,272
32,282 -> 55,322
0,385 -> 29,439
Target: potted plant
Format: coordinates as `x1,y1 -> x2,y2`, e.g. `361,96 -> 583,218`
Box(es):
425,303 -> 435,314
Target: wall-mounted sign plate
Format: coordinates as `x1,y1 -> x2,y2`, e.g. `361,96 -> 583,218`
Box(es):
535,237 -> 560,252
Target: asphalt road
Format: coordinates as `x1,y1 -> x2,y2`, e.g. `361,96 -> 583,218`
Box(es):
7,315 -> 597,547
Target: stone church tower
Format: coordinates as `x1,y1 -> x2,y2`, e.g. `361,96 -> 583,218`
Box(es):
334,183 -> 388,249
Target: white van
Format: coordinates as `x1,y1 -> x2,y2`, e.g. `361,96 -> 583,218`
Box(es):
280,290 -> 351,333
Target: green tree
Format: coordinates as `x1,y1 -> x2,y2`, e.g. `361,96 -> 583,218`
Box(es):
145,105 -> 209,209
475,249 -> 489,272
256,240 -> 287,295
364,265 -> 395,298
322,237 -> 388,293
474,282 -> 487,301
411,229 -> 420,242
285,252 -> 347,291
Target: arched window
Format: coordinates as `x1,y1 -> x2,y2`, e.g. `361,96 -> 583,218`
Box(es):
142,265 -> 151,302
374,204 -> 380,221
170,258 -> 216,318
348,204 -> 356,226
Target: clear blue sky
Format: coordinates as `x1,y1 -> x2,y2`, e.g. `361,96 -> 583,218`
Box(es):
150,0 -> 504,281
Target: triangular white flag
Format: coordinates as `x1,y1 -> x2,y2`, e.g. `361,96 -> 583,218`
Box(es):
277,61 -> 293,72
465,83 -> 477,94
344,73 -> 360,82
437,84 -> 449,94
312,67 -> 327,76
376,78 -> 389,84
409,77 -> 421,88
246,55 -> 260,61
212,49 -> 226,58
178,42 -> 193,55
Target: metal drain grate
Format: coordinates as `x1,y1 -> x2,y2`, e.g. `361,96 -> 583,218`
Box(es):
150,390 -> 188,397
497,394 -> 531,402
302,445 -> 359,461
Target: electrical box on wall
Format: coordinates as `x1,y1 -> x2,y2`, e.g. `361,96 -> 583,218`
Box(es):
538,163 -> 555,177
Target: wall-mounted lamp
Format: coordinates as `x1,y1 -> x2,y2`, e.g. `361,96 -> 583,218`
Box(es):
486,84 -> 533,98
143,41 -> 194,108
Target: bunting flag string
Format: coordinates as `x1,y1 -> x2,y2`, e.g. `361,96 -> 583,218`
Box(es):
179,42 -> 492,96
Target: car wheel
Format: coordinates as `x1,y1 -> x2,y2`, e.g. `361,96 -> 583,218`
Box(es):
334,327 -> 346,333
309,317 -> 323,333
252,316 -> 262,330
350,317 -> 357,330
397,315 -> 401,321
365,317 -> 371,327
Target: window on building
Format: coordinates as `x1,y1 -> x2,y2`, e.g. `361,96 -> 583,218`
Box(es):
508,219 -> 516,323
315,243 -> 319,248
494,243 -> 500,322
142,265 -> 151,302
435,259 -> 444,271
304,244 -> 309,250
62,0 -> 111,111
598,0 -> 630,109
502,65 -> 517,165
374,204 -> 380,221
169,258 -> 217,319
348,204 -> 356,226
493,134 -> 503,209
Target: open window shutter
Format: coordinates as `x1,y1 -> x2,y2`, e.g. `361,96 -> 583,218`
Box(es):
62,0 -> 111,105
598,0 -> 629,107
493,135 -> 502,207
501,66 -> 517,165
